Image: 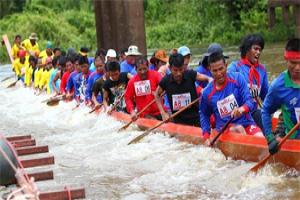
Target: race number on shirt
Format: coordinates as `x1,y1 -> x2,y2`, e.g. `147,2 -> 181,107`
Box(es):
217,94 -> 239,118
295,107 -> 300,123
134,80 -> 151,96
172,93 -> 191,111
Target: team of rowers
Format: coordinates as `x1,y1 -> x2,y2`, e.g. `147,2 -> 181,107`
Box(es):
8,32 -> 300,155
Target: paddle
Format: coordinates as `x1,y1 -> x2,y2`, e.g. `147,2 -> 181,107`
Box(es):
255,96 -> 263,108
6,80 -> 18,88
107,93 -> 125,115
249,121 -> 300,173
209,117 -> 234,147
42,94 -> 65,103
118,91 -> 166,132
45,94 -> 65,106
1,75 -> 14,82
88,103 -> 103,114
128,97 -> 200,145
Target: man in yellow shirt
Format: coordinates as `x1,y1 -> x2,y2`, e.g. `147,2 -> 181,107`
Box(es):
11,35 -> 24,60
24,56 -> 37,87
39,57 -> 52,94
12,50 -> 29,81
22,33 -> 40,57
39,41 -> 53,65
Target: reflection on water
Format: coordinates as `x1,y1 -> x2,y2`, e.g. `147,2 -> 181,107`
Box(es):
0,42 -> 299,200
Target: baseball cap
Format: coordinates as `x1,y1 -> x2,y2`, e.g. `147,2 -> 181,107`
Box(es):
178,46 -> 191,57
203,43 -> 228,58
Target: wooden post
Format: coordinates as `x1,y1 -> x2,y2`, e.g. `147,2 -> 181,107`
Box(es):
94,0 -> 147,55
294,5 -> 300,37
268,6 -> 276,28
282,5 -> 290,25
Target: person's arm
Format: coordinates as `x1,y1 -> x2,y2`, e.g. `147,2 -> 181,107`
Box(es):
85,75 -> 94,105
52,71 -> 60,95
154,86 -> 169,121
124,80 -> 137,120
260,68 -> 269,101
127,73 -> 133,79
196,72 -> 213,83
200,91 -> 213,142
102,89 -> 110,112
261,82 -> 281,154
230,74 -> 255,118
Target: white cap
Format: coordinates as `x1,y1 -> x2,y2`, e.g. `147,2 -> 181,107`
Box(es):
105,49 -> 117,63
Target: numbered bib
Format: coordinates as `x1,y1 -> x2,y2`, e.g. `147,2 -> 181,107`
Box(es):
172,93 -> 191,111
134,80 -> 151,96
217,94 -> 239,118
295,107 -> 300,123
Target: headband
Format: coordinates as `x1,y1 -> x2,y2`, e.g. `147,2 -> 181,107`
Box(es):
284,51 -> 300,60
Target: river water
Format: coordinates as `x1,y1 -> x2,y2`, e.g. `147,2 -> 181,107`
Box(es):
0,43 -> 299,200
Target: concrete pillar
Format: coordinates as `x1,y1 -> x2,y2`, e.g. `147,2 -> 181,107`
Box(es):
94,0 -> 147,55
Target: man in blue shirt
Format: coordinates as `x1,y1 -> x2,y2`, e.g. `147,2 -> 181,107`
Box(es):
200,52 -> 263,144
227,34 -> 268,131
120,45 -> 142,75
262,38 -> 300,154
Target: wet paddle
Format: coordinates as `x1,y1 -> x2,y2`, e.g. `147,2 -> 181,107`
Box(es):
128,97 -> 200,145
45,94 -> 65,106
107,93 -> 125,115
42,94 -> 65,103
209,117 -> 234,147
6,80 -> 18,88
88,103 -> 103,114
118,92 -> 166,132
1,75 -> 14,82
249,121 -> 300,173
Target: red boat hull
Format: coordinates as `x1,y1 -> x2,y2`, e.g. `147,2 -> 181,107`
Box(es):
111,111 -> 300,170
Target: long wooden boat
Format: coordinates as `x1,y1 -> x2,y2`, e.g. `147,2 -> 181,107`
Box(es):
110,111 -> 300,171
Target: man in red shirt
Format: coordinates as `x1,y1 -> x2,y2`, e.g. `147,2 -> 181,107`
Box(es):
60,57 -> 74,94
125,56 -> 163,120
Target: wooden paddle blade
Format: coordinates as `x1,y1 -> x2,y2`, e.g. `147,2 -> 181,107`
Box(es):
46,99 -> 60,106
249,154 -> 271,172
249,121 -> 300,173
128,131 -> 150,145
118,121 -> 133,132
6,80 -> 18,88
1,75 -> 14,82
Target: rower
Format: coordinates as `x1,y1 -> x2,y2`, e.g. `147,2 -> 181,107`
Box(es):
74,56 -> 91,105
262,38 -> 300,155
227,34 -> 268,131
178,46 -> 191,70
39,41 -> 53,66
105,49 -> 117,63
51,56 -> 66,95
196,43 -> 228,88
200,52 -> 263,144
24,56 -> 37,87
85,55 -> 105,106
120,45 -> 142,75
125,56 -> 163,120
38,57 -> 52,94
12,50 -> 28,81
60,56 -> 74,95
149,49 -> 169,72
11,35 -> 23,60
22,32 -> 40,57
154,53 -> 212,126
91,67 -> 109,109
102,61 -> 132,112
66,55 -> 81,99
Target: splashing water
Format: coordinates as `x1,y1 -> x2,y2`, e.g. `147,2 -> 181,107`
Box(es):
0,64 -> 299,200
